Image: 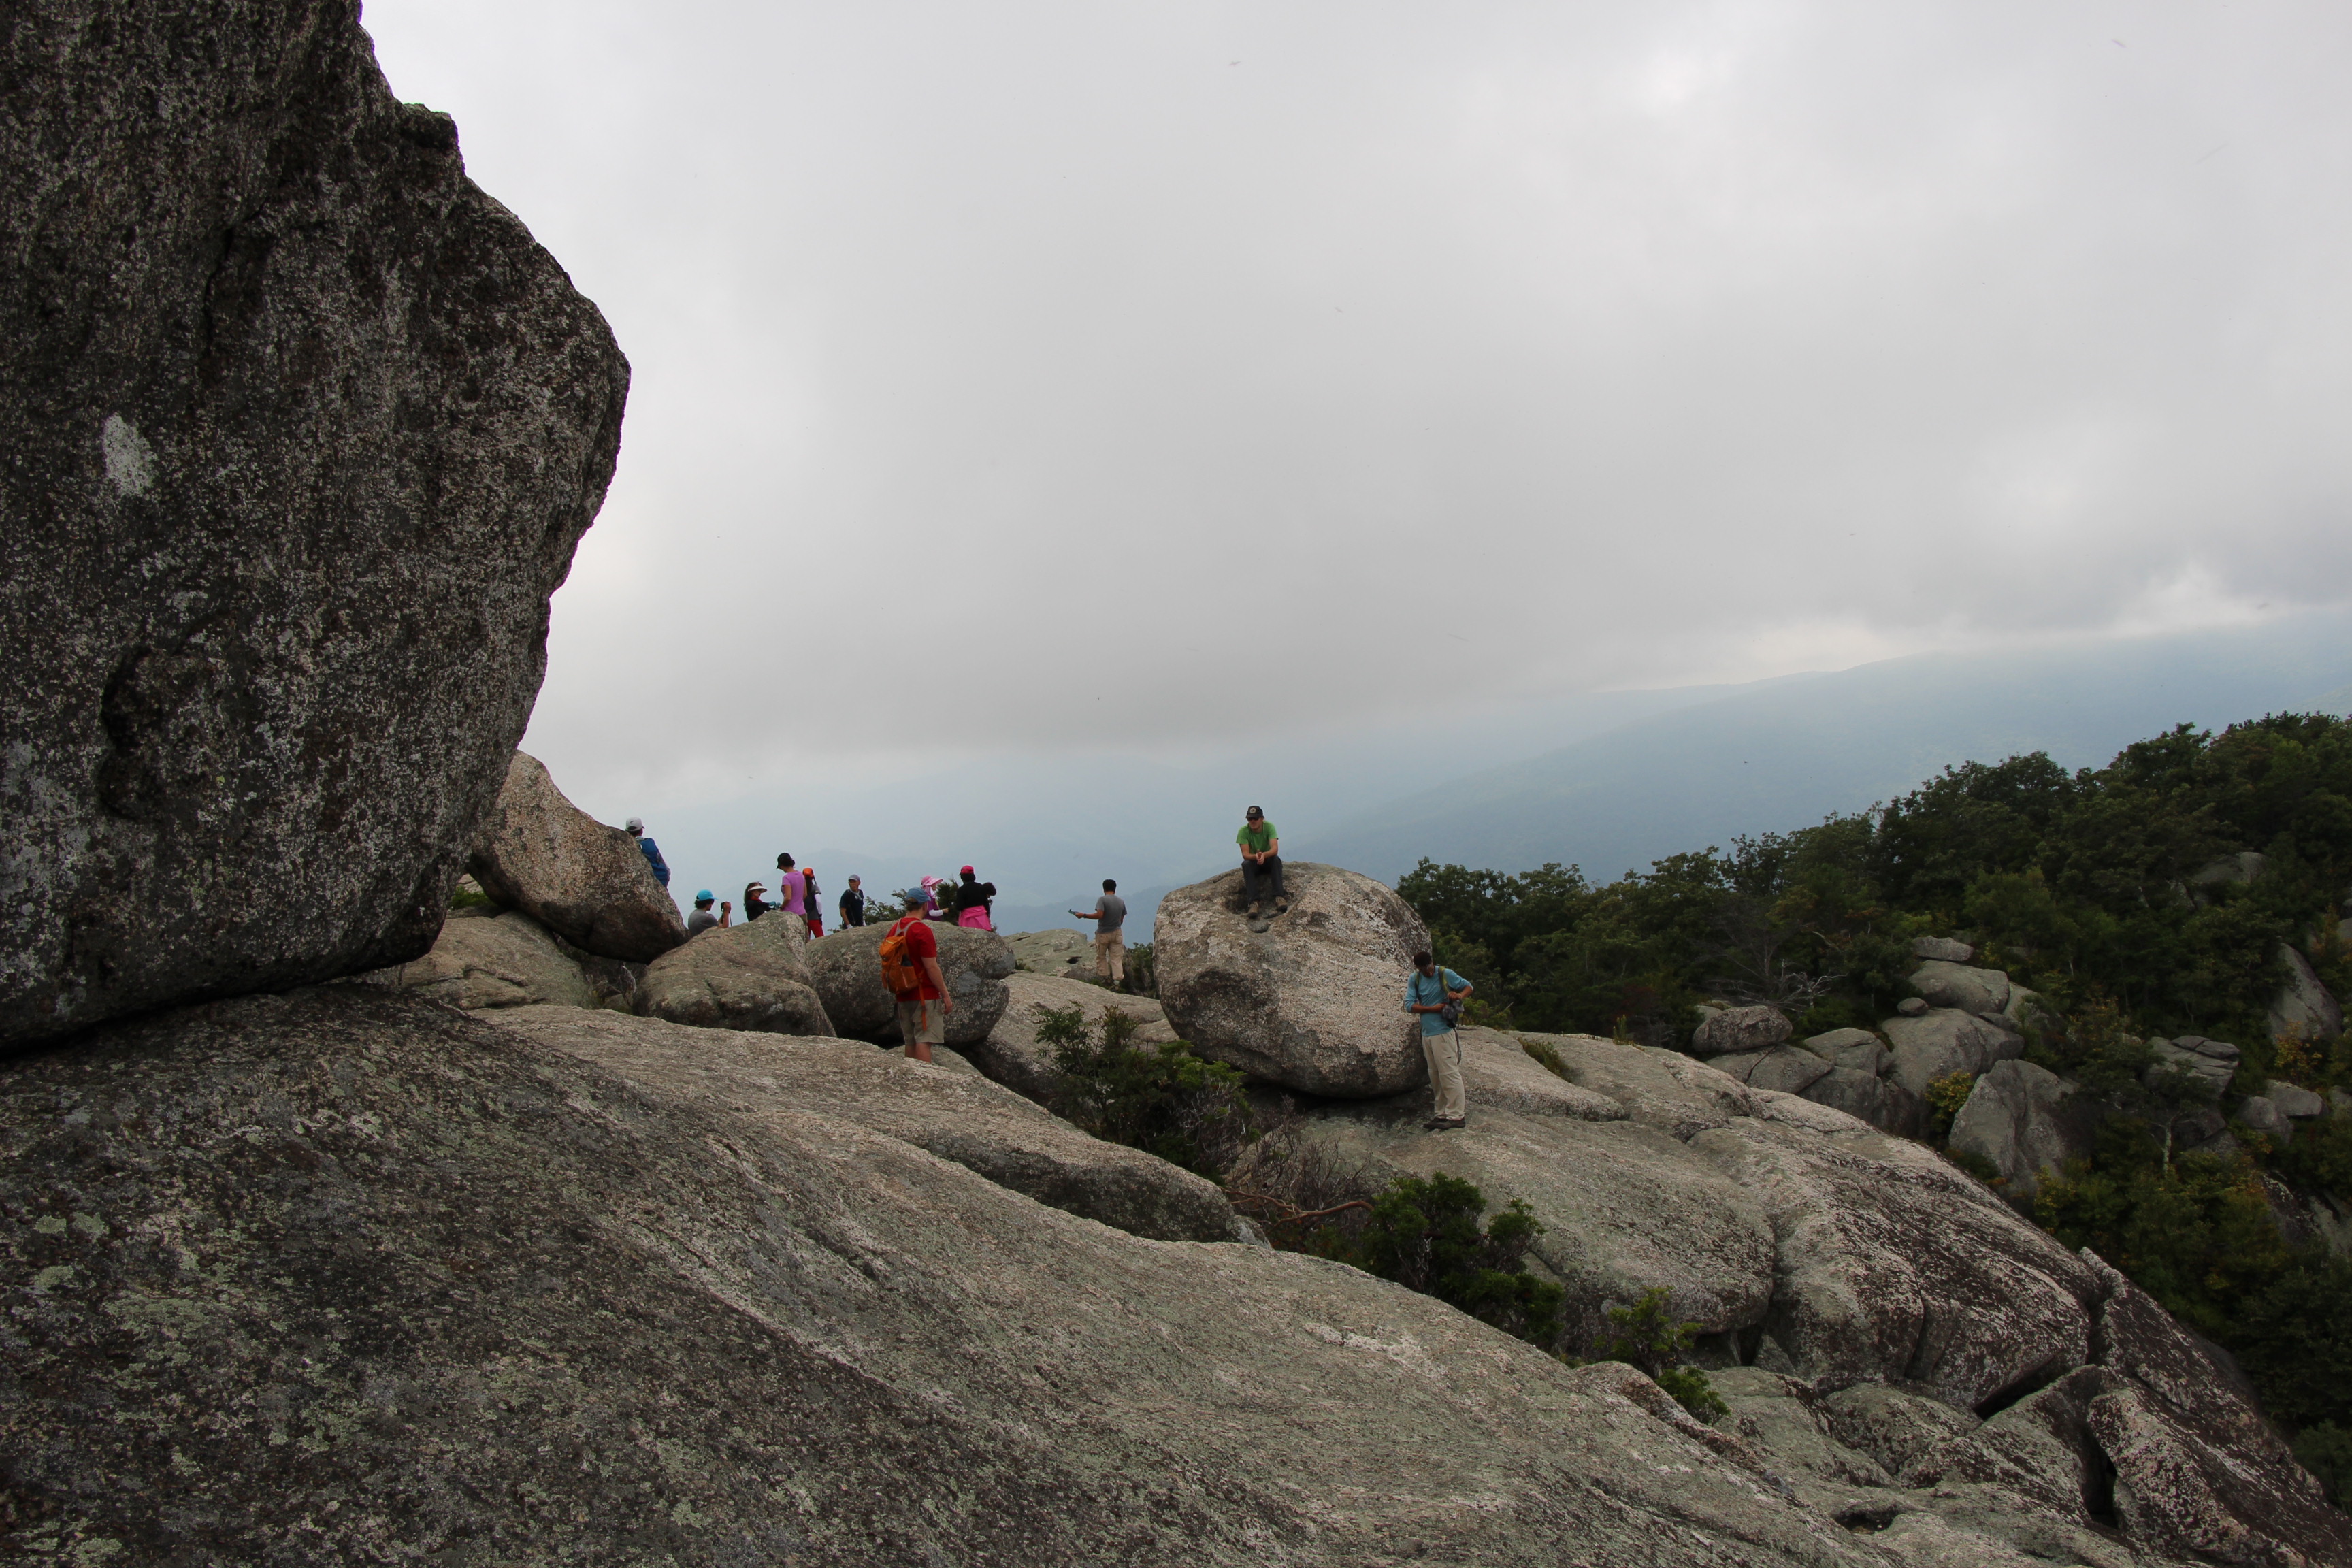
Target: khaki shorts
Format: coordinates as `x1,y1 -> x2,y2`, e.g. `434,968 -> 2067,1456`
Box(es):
895,996 -> 947,1047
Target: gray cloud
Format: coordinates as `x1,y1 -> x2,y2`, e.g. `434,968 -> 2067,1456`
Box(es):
365,0 -> 2352,812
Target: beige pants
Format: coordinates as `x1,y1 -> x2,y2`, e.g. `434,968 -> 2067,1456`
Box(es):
896,996 -> 946,1048
1423,1027 -> 1465,1122
1094,929 -> 1126,983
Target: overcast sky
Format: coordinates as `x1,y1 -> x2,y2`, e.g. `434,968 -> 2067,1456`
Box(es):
365,0 -> 2352,821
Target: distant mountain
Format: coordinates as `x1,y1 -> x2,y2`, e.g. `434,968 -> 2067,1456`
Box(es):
1313,612 -> 2352,884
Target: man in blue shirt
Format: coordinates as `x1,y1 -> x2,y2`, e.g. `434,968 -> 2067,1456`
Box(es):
1405,949 -> 1473,1131
625,817 -> 670,888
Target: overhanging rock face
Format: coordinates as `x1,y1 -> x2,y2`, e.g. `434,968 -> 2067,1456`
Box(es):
0,0 -> 627,1049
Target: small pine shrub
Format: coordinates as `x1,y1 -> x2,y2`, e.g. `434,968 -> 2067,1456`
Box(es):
1520,1038 -> 1571,1081
1595,1286 -> 1726,1422
448,877 -> 495,911
1296,1173 -> 1565,1352
1038,1004 -> 1253,1179
2294,1423 -> 2352,1505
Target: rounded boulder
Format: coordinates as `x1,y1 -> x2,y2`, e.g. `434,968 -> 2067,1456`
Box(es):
804,921 -> 1015,1046
1690,1004 -> 1792,1056
466,752 -> 687,963
637,912 -> 834,1036
1154,862 -> 1428,1098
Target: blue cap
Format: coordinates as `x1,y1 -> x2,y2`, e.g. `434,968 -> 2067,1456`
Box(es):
694,889 -> 714,902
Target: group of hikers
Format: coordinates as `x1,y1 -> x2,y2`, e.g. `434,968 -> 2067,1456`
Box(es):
623,806 -> 1474,1126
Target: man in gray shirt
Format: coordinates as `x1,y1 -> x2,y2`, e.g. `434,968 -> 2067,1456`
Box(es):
1071,879 -> 1128,988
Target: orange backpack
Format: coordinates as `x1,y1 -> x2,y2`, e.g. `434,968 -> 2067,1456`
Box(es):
877,916 -> 926,996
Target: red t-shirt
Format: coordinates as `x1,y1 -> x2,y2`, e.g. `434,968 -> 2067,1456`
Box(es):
892,915 -> 943,1000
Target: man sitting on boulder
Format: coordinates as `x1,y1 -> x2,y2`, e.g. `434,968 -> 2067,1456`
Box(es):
1237,806 -> 1286,917
626,817 -> 670,888
1406,950 -> 1473,1131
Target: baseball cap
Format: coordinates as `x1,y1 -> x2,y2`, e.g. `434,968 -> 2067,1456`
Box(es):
625,817 -> 644,832
961,864 -> 975,875
693,889 -> 714,902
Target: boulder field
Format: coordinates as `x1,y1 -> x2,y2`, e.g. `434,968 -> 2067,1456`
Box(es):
3,3 -> 2345,1561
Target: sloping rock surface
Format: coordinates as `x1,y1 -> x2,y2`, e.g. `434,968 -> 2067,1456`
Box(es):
636,911 -> 832,1036
1286,1103 -> 1780,1344
491,1004 -> 1220,1241
347,909 -> 594,1011
2271,939 -> 2345,1043
0,986 -> 1904,1567
1004,928 -> 1097,979
0,2 -> 626,1049
969,973 -> 1171,1102
805,920 -> 1015,1045
1799,1066 -> 1927,1139
467,752 -> 685,962
1156,862 -> 1428,1097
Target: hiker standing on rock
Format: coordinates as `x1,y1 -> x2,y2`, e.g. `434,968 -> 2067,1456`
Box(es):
1237,806 -> 1286,917
1071,879 -> 1127,987
800,866 -> 823,938
838,875 -> 866,928
777,853 -> 804,923
626,817 -> 670,888
951,866 -> 996,931
1407,949 -> 1472,1131
880,904 -> 953,1062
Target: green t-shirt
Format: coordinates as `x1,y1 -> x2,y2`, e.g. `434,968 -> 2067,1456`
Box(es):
1237,820 -> 1277,855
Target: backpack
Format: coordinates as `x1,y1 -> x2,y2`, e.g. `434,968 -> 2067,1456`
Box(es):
878,916 -> 926,996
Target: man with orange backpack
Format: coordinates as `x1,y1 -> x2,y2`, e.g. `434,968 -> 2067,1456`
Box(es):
878,902 -> 953,1062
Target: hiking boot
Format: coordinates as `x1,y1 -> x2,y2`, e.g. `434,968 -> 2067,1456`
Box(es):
1245,902 -> 1260,917
1273,897 -> 1290,914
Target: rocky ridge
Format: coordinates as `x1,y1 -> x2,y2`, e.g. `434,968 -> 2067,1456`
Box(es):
3,3 -> 2344,1561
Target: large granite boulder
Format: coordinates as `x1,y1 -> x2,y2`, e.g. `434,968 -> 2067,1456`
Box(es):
346,909 -> 595,1011
1911,936 -> 1976,963
1155,862 -> 1427,1097
1799,1066 -> 1928,1139
466,752 -> 686,963
1947,1060 -> 2102,1202
1882,1008 -> 2024,1097
1804,1028 -> 1890,1077
1707,1045 -> 1834,1096
1686,1100 -> 2104,1411
969,972 -> 1173,1102
0,985 -> 1916,1565
2143,1034 -> 2239,1094
1908,961 -> 2012,1018
804,920 -> 1015,1046
0,3 -> 626,1050
2270,941 -> 2345,1043
1692,1004 -> 1794,1056
492,1005 -> 1222,1241
635,911 -> 833,1036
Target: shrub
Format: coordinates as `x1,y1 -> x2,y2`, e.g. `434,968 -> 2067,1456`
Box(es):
1037,1004 -> 1252,1179
1924,1071 -> 1977,1137
1290,1172 -> 1565,1352
448,878 -> 495,911
2294,1424 -> 2352,1505
1520,1037 -> 1571,1081
1593,1287 -> 1727,1422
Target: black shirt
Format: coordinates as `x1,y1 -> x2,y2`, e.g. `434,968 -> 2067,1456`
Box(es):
838,887 -> 866,927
